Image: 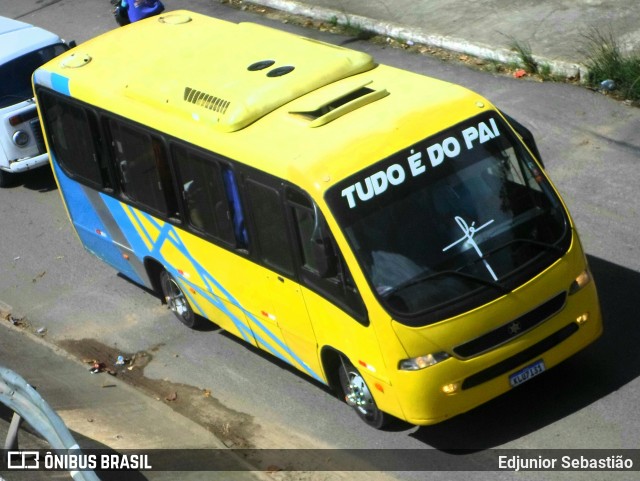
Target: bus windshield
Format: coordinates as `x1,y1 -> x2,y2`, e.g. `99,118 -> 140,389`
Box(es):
326,113 -> 570,326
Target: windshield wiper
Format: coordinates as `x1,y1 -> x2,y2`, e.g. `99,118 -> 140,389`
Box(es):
458,236 -> 565,280
383,269 -> 510,298
482,237 -> 565,259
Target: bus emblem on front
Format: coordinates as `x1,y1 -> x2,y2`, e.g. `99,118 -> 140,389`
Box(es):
508,322 -> 522,335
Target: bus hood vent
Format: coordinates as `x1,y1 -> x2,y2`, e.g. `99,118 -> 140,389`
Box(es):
184,87 -> 230,114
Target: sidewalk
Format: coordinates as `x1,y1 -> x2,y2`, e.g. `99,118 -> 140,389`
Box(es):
0,319 -> 264,480
249,0 -> 640,79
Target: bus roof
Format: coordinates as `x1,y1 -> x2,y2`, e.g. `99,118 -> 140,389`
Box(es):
35,10 -> 490,199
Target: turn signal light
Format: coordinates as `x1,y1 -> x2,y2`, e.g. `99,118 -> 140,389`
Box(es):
9,109 -> 37,126
576,312 -> 589,325
569,270 -> 591,295
441,382 -> 460,395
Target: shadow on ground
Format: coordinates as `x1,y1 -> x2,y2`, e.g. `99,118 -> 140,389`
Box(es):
3,165 -> 57,192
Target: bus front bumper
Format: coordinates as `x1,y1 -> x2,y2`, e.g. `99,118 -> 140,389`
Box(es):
392,284 -> 603,426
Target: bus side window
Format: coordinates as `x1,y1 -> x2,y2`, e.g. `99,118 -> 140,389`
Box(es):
244,180 -> 294,276
107,119 -> 179,219
287,189 -> 368,324
222,168 -> 249,249
171,145 -> 235,245
39,91 -> 108,188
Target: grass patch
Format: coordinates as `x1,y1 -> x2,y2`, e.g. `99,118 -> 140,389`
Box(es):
341,18 -> 375,40
582,27 -> 640,100
509,38 -> 538,74
537,63 -> 553,81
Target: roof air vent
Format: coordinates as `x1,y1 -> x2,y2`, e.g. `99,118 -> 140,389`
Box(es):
184,86 -> 230,114
267,66 -> 295,77
248,60 -> 275,71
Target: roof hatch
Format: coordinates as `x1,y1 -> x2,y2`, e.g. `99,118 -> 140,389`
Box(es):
290,80 -> 389,127
123,19 -> 376,132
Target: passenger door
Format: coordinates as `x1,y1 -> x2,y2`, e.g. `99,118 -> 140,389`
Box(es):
240,174 -> 323,381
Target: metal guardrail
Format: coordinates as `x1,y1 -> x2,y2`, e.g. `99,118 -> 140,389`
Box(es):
0,365 -> 101,481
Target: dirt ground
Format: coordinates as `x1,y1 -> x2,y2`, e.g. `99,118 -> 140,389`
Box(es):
54,337 -> 401,481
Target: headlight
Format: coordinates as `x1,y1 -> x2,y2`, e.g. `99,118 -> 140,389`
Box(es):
569,269 -> 591,295
12,130 -> 30,147
399,352 -> 450,371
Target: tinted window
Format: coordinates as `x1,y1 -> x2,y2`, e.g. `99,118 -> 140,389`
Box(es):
172,145 -> 235,244
245,181 -> 294,275
287,188 -> 367,323
39,92 -> 105,187
108,120 -> 178,218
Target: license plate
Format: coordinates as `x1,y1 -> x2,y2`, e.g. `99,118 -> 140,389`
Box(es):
509,359 -> 546,387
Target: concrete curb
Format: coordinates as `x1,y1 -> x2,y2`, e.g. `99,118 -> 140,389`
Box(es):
0,312 -> 271,480
246,0 -> 589,81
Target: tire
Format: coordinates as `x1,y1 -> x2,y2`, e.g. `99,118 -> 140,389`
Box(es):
338,356 -> 389,429
0,169 -> 14,188
160,270 -> 202,329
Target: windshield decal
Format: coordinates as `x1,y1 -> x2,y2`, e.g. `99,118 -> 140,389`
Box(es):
340,118 -> 501,209
442,216 -> 498,281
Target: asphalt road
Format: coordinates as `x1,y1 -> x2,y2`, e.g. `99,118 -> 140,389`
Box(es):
2,1 -> 640,481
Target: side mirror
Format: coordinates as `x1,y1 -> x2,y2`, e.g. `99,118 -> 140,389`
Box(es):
312,237 -> 338,278
309,202 -> 339,278
502,113 -> 545,168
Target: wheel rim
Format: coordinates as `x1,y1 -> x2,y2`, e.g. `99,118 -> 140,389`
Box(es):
344,368 -> 376,418
164,276 -> 190,321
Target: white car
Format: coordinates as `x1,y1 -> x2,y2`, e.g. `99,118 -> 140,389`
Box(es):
0,17 -> 72,187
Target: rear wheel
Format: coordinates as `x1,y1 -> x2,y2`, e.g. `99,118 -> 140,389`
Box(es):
160,270 -> 202,329
338,357 -> 389,429
0,170 -> 14,188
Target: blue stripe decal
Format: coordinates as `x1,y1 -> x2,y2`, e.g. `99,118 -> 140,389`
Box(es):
138,210 -> 257,345
52,162 -> 144,284
51,72 -> 70,96
105,201 -> 255,344
180,278 -> 254,343
104,203 -> 322,381
34,70 -> 69,94
242,309 -> 322,381
124,204 -> 155,248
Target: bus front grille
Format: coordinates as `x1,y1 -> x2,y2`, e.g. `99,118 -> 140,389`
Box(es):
453,292 -> 567,359
461,322 -> 578,390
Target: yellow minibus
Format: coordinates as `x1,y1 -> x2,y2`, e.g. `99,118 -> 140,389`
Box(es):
34,11 -> 602,428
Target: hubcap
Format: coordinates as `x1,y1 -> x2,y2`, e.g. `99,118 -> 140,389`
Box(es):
165,279 -> 188,318
345,371 -> 374,416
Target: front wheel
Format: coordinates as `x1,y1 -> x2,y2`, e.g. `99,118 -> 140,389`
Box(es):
160,270 -> 202,329
338,357 -> 389,429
